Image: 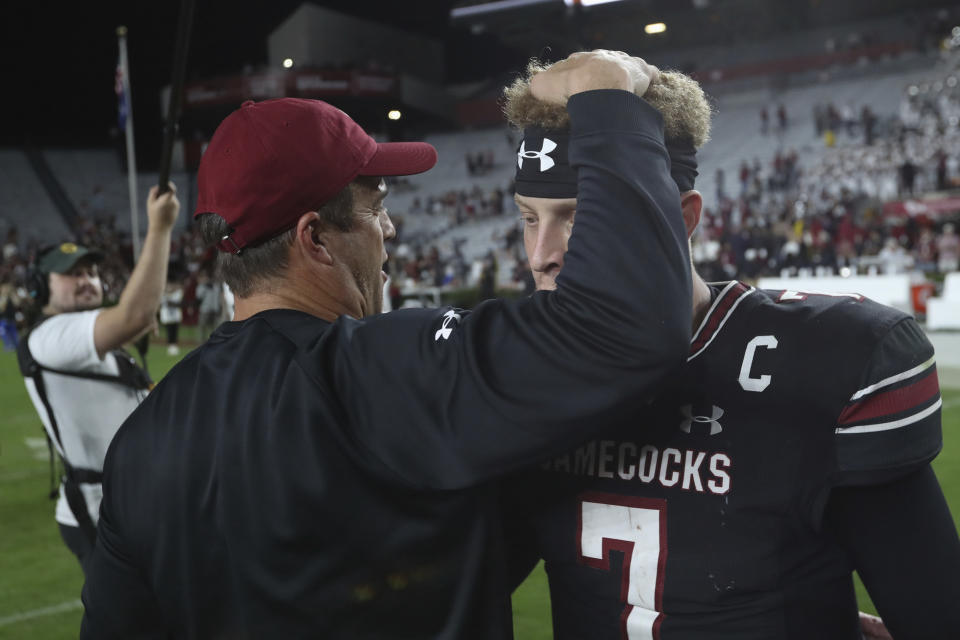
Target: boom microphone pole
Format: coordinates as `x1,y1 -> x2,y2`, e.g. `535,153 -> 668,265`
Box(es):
137,0 -> 195,369
157,0 -> 196,194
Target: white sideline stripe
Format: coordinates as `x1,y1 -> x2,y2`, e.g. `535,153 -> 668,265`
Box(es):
836,398 -> 942,434
850,355 -> 937,401
944,398 -> 960,410
0,599 -> 82,627
688,286 -> 755,362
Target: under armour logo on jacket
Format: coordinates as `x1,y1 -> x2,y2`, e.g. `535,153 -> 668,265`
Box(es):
679,404 -> 724,435
435,309 -> 462,341
517,138 -> 557,172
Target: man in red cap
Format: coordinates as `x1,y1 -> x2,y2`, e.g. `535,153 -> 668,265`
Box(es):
81,51 -> 694,639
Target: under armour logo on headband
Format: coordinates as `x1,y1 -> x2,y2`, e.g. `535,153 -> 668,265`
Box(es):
518,138 -> 557,172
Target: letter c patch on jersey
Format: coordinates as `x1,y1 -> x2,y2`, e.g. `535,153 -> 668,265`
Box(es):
739,335 -> 778,392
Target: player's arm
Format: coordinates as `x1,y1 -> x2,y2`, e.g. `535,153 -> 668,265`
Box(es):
821,316 -> 960,637
93,185 -> 179,359
320,54 -> 692,489
500,476 -> 544,591
824,465 -> 960,638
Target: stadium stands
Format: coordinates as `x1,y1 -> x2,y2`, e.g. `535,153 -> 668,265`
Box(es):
0,149 -> 70,244
43,149 -> 191,233
2,30 -> 957,323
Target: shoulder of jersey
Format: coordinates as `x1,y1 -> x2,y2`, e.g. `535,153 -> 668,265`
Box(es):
751,286 -> 909,340
690,281 -> 911,370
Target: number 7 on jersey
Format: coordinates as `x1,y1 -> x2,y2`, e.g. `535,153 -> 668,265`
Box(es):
578,492 -> 668,640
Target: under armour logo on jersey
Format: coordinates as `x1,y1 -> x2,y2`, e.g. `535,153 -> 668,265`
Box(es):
434,309 -> 462,341
679,404 -> 724,435
517,138 -> 557,172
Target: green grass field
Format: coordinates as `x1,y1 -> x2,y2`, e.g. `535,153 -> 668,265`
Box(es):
1,335 -> 958,639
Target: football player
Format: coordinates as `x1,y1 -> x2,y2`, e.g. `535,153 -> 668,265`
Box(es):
503,59 -> 960,639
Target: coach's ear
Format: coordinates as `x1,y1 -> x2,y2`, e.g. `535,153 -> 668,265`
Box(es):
295,211 -> 334,266
680,190 -> 702,239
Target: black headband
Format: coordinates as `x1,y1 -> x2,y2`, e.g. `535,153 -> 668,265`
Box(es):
514,126 -> 698,198
514,126 -> 578,199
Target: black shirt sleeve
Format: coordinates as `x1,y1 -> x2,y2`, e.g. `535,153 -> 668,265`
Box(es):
830,318 -> 941,488
824,465 -> 960,639
309,90 -> 693,490
80,498 -> 164,639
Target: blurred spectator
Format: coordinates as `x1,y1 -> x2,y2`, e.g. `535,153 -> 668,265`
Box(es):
195,271 -> 223,342
715,168 -> 726,203
915,227 -> 938,272
861,106 -> 877,146
466,149 -> 496,176
777,104 -> 788,131
813,104 -> 825,137
899,158 -> 918,196
159,280 -> 184,356
936,150 -> 949,190
478,252 -> 497,301
760,106 -> 769,135
0,281 -> 22,350
878,237 -> 913,274
939,223 -> 959,272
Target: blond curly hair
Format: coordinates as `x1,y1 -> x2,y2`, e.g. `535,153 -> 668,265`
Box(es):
502,59 -> 712,148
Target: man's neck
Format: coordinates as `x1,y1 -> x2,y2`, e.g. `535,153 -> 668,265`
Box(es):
690,273 -> 713,334
232,275 -> 363,324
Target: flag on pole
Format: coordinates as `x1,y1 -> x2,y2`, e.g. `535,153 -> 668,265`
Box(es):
116,57 -> 128,130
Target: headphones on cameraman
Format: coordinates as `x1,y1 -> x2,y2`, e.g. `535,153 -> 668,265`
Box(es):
27,245 -> 57,308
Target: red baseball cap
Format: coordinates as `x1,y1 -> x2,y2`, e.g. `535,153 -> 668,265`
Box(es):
194,98 -> 438,253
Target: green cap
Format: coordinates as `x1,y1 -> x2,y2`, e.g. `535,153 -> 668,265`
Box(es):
37,243 -> 104,274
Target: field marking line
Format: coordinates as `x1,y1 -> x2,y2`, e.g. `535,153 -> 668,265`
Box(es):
23,436 -> 49,461
0,599 -> 82,627
944,397 -> 960,410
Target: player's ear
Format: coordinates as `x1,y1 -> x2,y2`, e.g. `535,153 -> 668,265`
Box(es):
679,190 -> 702,239
295,211 -> 334,266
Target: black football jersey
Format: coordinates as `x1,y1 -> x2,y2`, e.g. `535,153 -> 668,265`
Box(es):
507,281 -> 942,640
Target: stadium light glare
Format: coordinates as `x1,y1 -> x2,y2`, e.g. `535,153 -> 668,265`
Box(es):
564,0 -> 625,7
645,22 -> 667,35
388,110 -> 402,121
283,58 -> 294,69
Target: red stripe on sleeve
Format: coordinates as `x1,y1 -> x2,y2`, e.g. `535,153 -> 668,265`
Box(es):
689,283 -> 748,355
838,368 -> 940,426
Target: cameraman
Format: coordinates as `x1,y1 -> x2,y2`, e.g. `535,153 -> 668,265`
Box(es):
18,184 -> 179,571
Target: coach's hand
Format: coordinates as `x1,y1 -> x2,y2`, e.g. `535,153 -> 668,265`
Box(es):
529,50 -> 659,106
147,182 -> 180,233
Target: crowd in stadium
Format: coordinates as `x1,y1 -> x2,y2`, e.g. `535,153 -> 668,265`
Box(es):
3,62 -> 960,336
691,63 -> 960,283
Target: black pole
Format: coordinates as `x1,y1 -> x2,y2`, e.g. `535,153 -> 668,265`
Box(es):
157,0 -> 196,194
